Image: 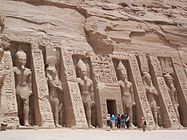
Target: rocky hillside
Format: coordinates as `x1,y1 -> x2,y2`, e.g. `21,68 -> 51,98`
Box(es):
0,0 -> 187,54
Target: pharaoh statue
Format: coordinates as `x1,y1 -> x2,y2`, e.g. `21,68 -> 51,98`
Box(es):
76,59 -> 95,128
142,72 -> 159,128
13,47 -> 32,126
46,56 -> 63,127
164,73 -> 180,123
117,61 -> 136,128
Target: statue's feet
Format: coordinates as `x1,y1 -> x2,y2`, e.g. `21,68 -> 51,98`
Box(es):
24,123 -> 30,127
56,124 -> 62,128
129,124 -> 137,129
155,124 -> 160,129
89,125 -> 95,129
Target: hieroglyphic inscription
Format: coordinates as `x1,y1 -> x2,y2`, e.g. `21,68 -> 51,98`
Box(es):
138,55 -> 149,72
60,49 -> 87,128
157,77 -> 179,127
129,55 -> 155,128
172,57 -> 187,101
102,99 -> 107,126
31,47 -> 54,127
172,57 -> 187,126
91,55 -> 117,83
68,82 -> 87,127
61,50 -> 76,82
149,56 -> 179,128
1,51 -> 19,126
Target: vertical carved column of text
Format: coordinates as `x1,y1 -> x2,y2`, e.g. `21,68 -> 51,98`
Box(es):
1,51 -> 19,126
149,56 -> 179,128
31,47 -> 54,127
172,57 -> 187,126
61,50 -> 87,128
129,55 -> 155,128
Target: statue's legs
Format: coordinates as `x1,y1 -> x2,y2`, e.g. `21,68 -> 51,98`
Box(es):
50,98 -> 60,127
23,98 -> 29,126
127,107 -> 136,128
84,102 -> 93,128
174,103 -> 180,123
152,106 -> 159,128
16,94 -> 23,125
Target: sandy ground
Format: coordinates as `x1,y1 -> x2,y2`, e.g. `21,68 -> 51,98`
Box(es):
0,128 -> 187,140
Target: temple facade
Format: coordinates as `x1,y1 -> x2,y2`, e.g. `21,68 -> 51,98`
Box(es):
0,0 -> 187,129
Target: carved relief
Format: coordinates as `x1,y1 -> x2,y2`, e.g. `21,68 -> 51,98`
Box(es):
164,73 -> 180,123
149,55 -> 182,128
116,60 -> 136,128
91,55 -> 117,84
13,47 -> 32,126
60,49 -> 87,128
129,55 -> 155,128
142,72 -> 159,128
46,54 -> 63,127
31,46 -> 54,127
75,58 -> 95,128
0,36 -> 19,127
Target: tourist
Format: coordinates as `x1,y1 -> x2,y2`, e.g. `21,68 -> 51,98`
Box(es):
141,116 -> 146,132
107,114 -> 112,128
117,114 -> 121,128
120,114 -> 126,129
111,114 -> 116,128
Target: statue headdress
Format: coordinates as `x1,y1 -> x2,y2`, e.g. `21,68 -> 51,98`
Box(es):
47,55 -> 57,66
15,47 -> 26,59
164,73 -> 172,80
76,58 -> 87,72
117,60 -> 126,72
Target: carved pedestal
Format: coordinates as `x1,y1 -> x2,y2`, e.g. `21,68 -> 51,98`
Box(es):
149,56 -> 180,128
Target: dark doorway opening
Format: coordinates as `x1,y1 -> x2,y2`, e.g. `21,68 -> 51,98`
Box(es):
106,100 -> 117,116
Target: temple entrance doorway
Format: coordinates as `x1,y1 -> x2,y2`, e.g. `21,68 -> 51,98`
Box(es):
106,100 -> 117,115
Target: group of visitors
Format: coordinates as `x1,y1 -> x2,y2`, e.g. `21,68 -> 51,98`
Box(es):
107,114 -> 131,129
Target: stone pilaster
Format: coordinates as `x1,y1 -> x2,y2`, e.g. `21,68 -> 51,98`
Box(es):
31,46 -> 54,127
149,56 -> 180,128
60,49 -> 87,128
129,55 -> 155,128
172,57 -> 187,126
0,50 -> 19,127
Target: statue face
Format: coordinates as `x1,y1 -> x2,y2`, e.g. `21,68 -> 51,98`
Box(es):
81,69 -> 87,76
120,70 -> 127,79
48,67 -> 57,79
18,56 -> 26,66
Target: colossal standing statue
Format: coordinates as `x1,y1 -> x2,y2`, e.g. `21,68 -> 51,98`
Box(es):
76,59 -> 95,128
142,72 -> 159,128
117,61 -> 136,128
164,73 -> 180,123
13,48 -> 32,126
46,56 -> 63,127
